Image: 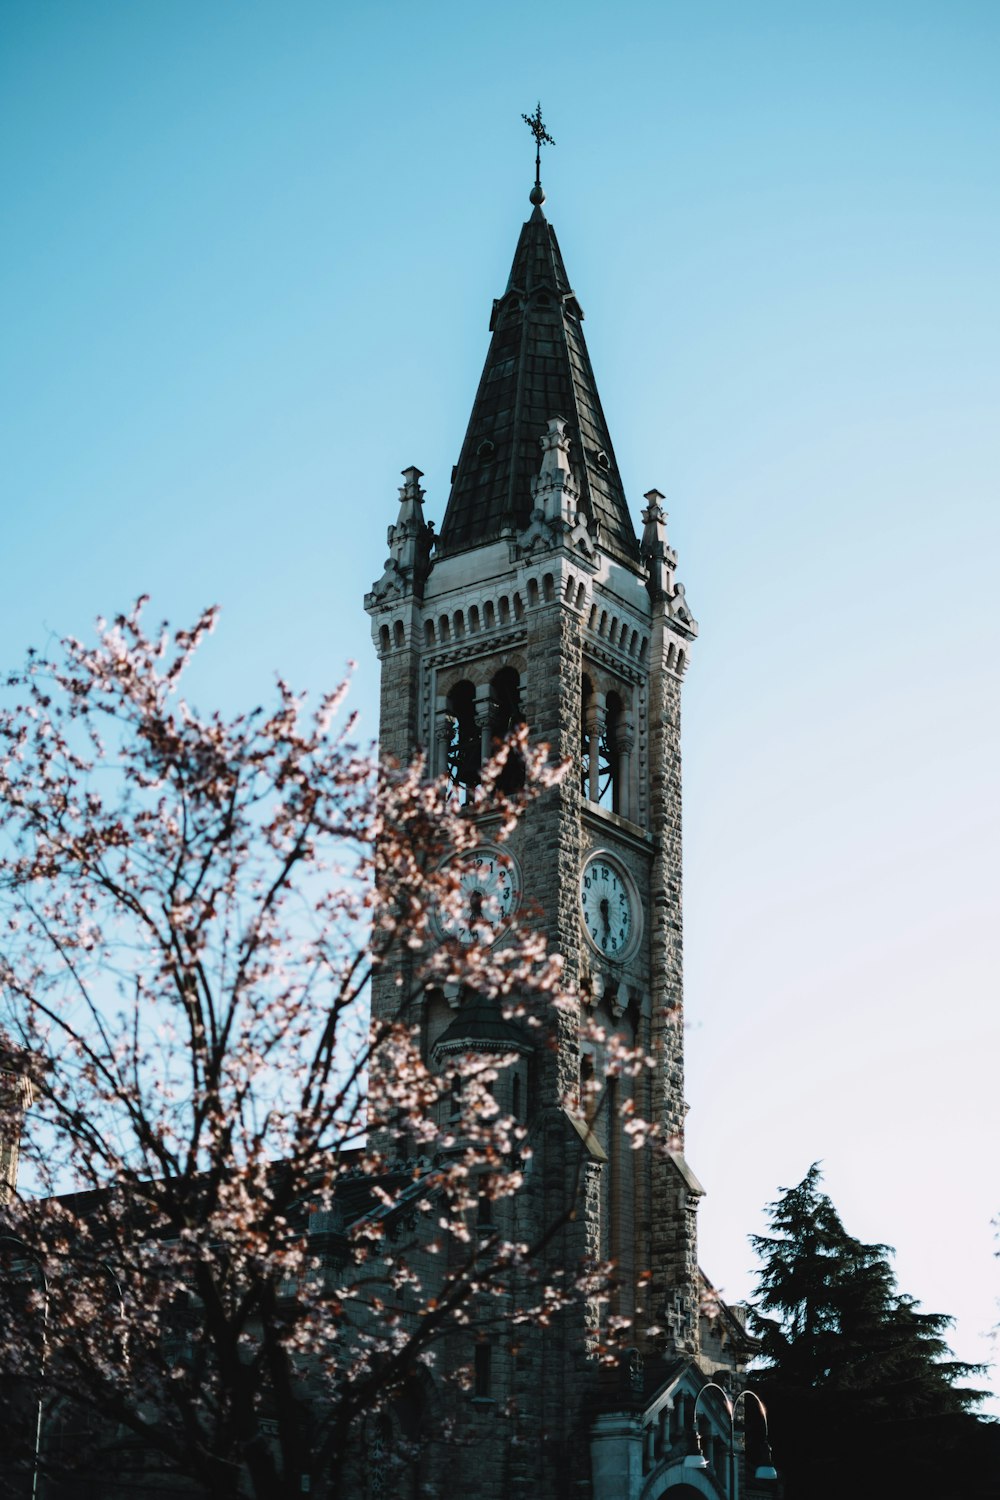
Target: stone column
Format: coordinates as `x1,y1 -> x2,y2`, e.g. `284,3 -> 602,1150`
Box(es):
585,694 -> 606,804
589,1412 -> 644,1500
475,683 -> 493,766
614,716 -> 636,818
434,698 -> 452,780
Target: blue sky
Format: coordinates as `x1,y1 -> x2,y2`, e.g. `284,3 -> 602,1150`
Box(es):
3,0 -> 999,1409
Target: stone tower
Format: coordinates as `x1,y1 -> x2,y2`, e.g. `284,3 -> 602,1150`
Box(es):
365,171 -> 752,1499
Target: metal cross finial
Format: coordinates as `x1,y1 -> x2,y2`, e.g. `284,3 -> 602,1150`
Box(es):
522,103 -> 555,203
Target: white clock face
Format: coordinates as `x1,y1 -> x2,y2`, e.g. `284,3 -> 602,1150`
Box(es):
580,854 -> 638,959
437,847 -> 521,946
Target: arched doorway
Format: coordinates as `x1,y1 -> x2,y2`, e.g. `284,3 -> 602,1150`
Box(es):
642,1471 -> 722,1500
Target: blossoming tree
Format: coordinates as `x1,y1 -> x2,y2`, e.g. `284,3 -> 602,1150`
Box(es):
0,603 -> 647,1499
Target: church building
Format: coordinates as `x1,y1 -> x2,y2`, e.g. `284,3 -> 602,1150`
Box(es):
364,129 -> 762,1500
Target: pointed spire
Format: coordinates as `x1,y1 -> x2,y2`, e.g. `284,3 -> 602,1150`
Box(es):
438,198 -> 641,570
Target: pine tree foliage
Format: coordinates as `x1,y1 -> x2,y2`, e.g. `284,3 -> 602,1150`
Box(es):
749,1164 -> 999,1500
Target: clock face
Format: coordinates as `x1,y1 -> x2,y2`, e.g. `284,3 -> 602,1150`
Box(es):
437,847 -> 521,946
580,854 -> 638,960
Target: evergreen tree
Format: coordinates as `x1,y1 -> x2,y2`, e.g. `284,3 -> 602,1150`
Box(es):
749,1165 -> 999,1500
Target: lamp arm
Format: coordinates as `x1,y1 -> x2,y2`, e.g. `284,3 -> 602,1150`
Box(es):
731,1387 -> 770,1436
691,1379 -> 734,1426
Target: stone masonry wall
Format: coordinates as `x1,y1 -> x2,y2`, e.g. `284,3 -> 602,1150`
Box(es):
646,624 -> 699,1356
362,534 -> 705,1492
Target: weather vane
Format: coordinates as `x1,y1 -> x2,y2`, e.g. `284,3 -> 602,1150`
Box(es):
522,102 -> 555,204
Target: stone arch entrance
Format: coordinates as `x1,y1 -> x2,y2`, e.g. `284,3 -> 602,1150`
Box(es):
642,1471 -> 722,1500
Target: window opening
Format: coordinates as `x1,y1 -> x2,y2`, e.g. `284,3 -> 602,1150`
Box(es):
581,678 -> 625,813
581,677 -> 609,807
474,1342 -> 492,1399
489,667 -> 525,792
605,693 -> 623,813
448,1071 -> 463,1121
447,680 -> 480,798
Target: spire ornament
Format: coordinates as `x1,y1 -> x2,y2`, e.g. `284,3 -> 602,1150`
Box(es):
522,102 -> 555,206
365,466 -> 434,606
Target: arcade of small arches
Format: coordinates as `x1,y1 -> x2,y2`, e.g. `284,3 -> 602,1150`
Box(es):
373,566 -> 685,675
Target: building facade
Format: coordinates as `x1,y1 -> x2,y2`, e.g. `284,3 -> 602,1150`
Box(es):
364,173 -> 758,1499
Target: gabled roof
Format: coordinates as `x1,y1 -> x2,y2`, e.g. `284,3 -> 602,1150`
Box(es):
437,203 -> 641,570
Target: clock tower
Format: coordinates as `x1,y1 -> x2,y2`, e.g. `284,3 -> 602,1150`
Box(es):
364,157 -> 750,1499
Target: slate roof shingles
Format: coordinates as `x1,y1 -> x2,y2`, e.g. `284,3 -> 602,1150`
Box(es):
438,205 -> 641,571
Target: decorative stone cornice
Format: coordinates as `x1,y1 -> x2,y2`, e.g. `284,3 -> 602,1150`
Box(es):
583,641 -> 645,685
423,630 -> 528,670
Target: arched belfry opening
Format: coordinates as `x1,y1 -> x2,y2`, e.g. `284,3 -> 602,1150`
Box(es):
604,690 -> 623,813
580,675 -> 613,812
443,668 -> 526,797
489,666 -> 525,792
582,674 -> 633,817
446,679 -> 479,796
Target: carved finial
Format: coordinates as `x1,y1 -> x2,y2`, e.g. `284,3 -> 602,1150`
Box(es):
366,466 -> 433,606
529,416 -> 579,532
399,465 -> 424,505
641,488 -> 667,526
640,488 -> 698,634
538,416 -> 573,479
641,488 -> 677,604
522,102 -> 555,206
641,489 -> 670,562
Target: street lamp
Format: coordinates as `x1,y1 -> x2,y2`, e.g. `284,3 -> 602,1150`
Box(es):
101,1259 -> 129,1370
683,1380 -> 778,1498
